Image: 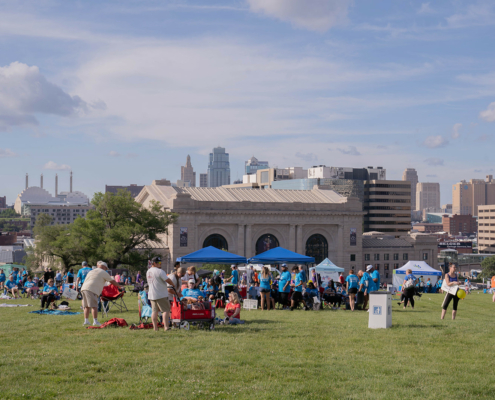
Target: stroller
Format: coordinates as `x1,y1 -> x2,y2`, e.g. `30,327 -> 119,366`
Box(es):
131,282 -> 145,296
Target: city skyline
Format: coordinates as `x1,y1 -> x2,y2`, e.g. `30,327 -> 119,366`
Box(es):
1,1 -> 495,204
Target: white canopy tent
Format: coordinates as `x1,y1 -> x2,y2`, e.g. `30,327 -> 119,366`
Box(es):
309,258 -> 344,288
392,261 -> 442,290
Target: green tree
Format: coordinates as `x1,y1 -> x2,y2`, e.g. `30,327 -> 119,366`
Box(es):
69,190 -> 177,270
480,255 -> 495,279
0,209 -> 20,218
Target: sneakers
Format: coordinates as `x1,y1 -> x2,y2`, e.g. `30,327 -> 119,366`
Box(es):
83,321 -> 91,326
92,321 -> 101,327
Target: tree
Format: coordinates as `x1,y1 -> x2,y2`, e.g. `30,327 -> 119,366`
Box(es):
68,190 -> 177,269
480,256 -> 495,279
0,209 -> 20,218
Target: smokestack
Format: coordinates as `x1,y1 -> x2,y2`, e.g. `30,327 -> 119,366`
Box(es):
55,174 -> 58,196
40,174 -> 43,189
25,173 -> 28,189
70,171 -> 73,193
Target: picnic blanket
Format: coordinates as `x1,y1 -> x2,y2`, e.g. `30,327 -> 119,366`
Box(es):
0,294 -> 13,300
87,318 -> 128,329
29,310 -> 81,315
0,303 -> 32,307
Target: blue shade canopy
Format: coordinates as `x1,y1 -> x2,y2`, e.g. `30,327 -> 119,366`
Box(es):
248,247 -> 315,264
179,246 -> 247,264
312,258 -> 344,272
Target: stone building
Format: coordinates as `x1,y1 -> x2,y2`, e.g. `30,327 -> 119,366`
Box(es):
136,181 -> 364,272
181,155 -> 196,187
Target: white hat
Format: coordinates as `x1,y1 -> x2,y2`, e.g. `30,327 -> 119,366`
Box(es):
366,265 -> 373,272
188,279 -> 195,284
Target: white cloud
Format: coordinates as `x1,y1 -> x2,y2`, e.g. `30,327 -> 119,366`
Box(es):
425,158 -> 444,166
0,62 -> 90,131
422,135 -> 449,148
295,152 -> 318,162
109,151 -> 120,157
446,4 -> 495,29
0,148 -> 17,158
246,0 -> 352,32
480,102 -> 495,122
337,145 -> 361,156
418,3 -> 434,15
43,161 -> 71,171
452,123 -> 462,139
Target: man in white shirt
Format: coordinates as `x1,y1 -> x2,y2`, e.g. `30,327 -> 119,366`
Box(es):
81,261 -> 122,326
146,256 -> 176,332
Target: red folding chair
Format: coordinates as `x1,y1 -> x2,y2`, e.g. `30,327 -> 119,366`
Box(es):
100,285 -> 128,317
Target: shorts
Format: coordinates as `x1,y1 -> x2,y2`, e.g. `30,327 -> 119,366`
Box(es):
150,297 -> 171,313
81,290 -> 99,308
291,291 -> 303,302
348,288 -> 358,294
260,288 -> 271,293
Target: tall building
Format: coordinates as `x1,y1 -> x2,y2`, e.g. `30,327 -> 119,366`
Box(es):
245,156 -> 269,175
105,184 -> 144,198
207,147 -> 230,188
364,180 -> 412,234
416,182 -> 440,212
181,155 -> 196,187
478,205 -> 495,253
452,176 -> 495,216
402,168 -> 418,211
0,196 -> 6,209
199,173 -> 208,188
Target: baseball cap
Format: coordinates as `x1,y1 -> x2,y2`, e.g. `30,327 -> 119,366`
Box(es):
188,279 -> 195,284
231,265 -> 236,269
366,265 -> 373,272
82,261 -> 88,266
152,256 -> 162,263
281,263 -> 287,268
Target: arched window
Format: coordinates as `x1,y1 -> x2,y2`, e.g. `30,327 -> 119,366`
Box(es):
203,234 -> 228,251
255,234 -> 279,255
306,234 -> 328,265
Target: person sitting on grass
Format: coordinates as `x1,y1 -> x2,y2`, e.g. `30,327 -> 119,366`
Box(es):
5,275 -> 19,298
181,279 -> 205,302
220,292 -> 245,325
24,276 -> 37,299
204,278 -> 218,301
303,281 -> 319,310
41,278 -> 58,309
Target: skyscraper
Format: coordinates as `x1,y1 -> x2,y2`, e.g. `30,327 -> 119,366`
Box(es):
245,156 -> 269,175
416,182 -> 440,212
402,168 -> 418,211
452,175 -> 495,216
207,147 -> 230,188
181,155 -> 196,187
199,173 -> 208,188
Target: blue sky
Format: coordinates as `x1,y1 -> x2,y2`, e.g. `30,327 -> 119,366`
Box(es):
1,0 -> 495,205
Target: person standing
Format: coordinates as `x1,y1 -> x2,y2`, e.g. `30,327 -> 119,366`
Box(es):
361,265 -> 373,310
167,266 -> 185,302
338,272 -> 345,287
81,261 -> 122,326
298,265 -> 307,284
259,266 -> 272,311
223,265 -> 240,295
0,268 -> 5,290
441,264 -> 462,320
371,266 -> 380,292
146,256 -> 176,331
278,264 -> 291,310
345,269 -> 359,311
290,266 -> 306,310
402,269 -> 417,310
246,265 -> 255,287
75,262 -> 92,291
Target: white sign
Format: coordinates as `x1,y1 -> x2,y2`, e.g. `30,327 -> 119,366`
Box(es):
62,287 -> 77,300
243,299 -> 258,310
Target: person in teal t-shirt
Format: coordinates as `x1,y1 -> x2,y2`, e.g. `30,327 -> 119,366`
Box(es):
278,264 -> 291,309
371,267 -> 380,292
290,266 -> 306,310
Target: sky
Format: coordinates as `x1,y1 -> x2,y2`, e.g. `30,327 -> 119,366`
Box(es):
1,0 -> 495,205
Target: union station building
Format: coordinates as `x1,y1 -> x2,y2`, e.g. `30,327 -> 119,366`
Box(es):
136,180 -> 438,282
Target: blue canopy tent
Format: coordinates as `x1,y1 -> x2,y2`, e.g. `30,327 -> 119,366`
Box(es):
309,258 -> 344,288
179,246 -> 247,264
248,247 -> 315,264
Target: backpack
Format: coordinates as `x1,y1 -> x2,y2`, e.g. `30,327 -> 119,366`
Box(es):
215,299 -> 225,309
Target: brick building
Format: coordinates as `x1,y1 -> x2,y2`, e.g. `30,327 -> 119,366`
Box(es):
413,223 -> 444,233
442,214 -> 477,236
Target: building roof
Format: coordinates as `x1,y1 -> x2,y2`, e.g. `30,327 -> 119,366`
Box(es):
362,237 -> 413,248
172,186 -> 345,204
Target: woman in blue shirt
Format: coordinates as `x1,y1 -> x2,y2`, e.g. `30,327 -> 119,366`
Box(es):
0,269 -> 6,290
402,269 -> 417,309
5,276 -> 19,298
24,276 -> 37,299
345,269 -> 359,311
259,266 -> 272,311
41,278 -> 58,309
278,265 -> 292,310
290,266 -> 306,310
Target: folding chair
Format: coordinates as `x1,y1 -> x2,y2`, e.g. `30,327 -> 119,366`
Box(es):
100,285 -> 128,317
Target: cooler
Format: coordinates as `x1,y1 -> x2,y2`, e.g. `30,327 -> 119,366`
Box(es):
368,291 -> 392,329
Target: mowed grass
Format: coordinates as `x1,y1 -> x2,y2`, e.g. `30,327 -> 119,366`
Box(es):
1,290 -> 495,400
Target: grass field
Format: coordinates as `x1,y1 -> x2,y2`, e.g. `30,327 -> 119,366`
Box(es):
1,290 -> 495,399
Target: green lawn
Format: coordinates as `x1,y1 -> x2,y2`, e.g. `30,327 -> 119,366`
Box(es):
1,291 -> 495,399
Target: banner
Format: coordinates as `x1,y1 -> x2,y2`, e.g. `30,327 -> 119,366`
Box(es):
438,241 -> 472,249
62,287 -> 78,300
180,227 -> 188,247
350,228 -> 357,246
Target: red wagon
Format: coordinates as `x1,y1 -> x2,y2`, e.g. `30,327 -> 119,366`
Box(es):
170,299 -> 216,330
